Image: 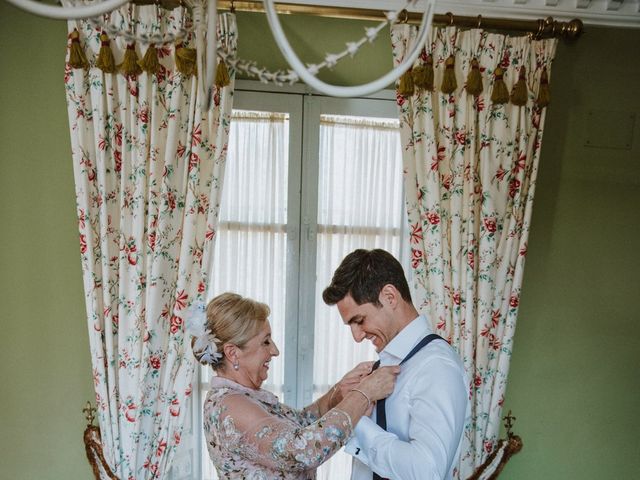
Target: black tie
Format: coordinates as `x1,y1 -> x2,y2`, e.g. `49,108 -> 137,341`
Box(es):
370,334 -> 444,480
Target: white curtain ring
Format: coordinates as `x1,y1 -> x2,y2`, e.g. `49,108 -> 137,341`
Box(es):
263,0 -> 436,98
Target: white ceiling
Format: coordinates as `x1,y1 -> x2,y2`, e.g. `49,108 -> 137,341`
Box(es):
291,0 -> 640,28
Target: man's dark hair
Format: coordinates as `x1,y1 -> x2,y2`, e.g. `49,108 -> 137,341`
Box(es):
322,249 -> 412,307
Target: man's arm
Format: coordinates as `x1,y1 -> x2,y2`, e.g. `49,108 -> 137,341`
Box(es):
352,356 -> 468,480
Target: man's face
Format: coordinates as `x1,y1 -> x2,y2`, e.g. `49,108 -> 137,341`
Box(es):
337,292 -> 398,352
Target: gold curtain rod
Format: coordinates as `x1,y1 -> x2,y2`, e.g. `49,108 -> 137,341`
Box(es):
133,0 -> 583,40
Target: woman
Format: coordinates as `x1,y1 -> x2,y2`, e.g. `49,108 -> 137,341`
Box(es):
188,292 -> 399,480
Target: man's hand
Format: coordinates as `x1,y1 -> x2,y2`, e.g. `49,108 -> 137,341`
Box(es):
331,361 -> 375,406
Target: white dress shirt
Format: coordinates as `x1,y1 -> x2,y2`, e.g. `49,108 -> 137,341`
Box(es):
345,315 -> 469,480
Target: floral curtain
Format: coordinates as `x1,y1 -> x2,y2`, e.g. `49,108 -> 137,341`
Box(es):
64,3 -> 236,478
391,25 -> 557,478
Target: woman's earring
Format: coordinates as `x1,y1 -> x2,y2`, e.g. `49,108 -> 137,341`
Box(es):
233,362 -> 239,371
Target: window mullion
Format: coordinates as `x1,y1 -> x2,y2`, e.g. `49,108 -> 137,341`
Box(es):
295,95 -> 321,408
283,94 -> 304,407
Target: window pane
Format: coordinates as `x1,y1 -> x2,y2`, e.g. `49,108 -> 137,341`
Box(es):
203,110 -> 290,480
313,114 -> 404,480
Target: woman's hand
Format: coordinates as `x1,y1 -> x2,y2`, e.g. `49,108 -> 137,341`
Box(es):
356,365 -> 400,403
330,361 -> 375,406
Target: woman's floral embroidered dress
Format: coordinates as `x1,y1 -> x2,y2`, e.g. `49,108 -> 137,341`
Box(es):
204,377 -> 353,479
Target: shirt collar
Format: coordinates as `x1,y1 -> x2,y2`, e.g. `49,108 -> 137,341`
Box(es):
379,315 -> 432,365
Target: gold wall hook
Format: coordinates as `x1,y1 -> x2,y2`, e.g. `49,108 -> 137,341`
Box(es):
83,401 -> 97,426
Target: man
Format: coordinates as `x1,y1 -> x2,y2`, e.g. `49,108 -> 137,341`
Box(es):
323,249 -> 468,480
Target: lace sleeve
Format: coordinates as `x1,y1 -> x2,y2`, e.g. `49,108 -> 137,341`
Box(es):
215,393 -> 353,472
294,401 -> 321,427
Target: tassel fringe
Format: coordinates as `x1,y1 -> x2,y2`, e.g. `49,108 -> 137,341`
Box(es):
441,55 -> 457,94
119,43 -> 142,78
96,33 -> 116,74
175,43 -> 197,77
398,68 -> 415,97
68,29 -> 89,70
139,44 -> 161,74
412,55 -> 434,92
510,66 -> 528,106
215,60 -> 231,88
491,66 -> 510,105
465,58 -> 483,96
536,67 -> 551,108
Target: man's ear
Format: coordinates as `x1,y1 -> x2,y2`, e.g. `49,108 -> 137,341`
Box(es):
379,284 -> 399,309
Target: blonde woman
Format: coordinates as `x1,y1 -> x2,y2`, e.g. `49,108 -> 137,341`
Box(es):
188,292 -> 399,480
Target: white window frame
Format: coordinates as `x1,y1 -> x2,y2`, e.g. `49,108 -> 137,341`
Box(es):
169,80 -> 408,480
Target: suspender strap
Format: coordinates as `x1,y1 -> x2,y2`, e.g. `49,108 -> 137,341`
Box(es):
371,333 -> 444,480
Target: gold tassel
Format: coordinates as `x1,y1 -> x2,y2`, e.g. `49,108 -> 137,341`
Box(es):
440,55 -> 457,94
510,66 -> 528,106
465,57 -> 483,96
412,55 -> 435,92
138,44 -> 161,74
175,43 -> 197,77
96,33 -> 116,74
398,69 -> 415,97
536,67 -> 551,108
215,60 -> 230,88
119,43 -> 142,78
411,65 -> 428,91
423,55 -> 435,91
491,66 -> 510,104
68,29 -> 89,70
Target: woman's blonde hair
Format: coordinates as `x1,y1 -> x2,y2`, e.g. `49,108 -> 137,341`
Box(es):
193,292 -> 270,368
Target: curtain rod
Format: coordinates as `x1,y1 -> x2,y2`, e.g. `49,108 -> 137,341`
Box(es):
132,0 -> 583,40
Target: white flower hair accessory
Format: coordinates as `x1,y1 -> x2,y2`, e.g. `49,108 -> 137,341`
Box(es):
185,301 -> 223,366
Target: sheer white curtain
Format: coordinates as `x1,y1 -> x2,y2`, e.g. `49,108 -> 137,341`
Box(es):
314,115 -> 407,480
202,110 -> 289,480
199,110 -> 407,480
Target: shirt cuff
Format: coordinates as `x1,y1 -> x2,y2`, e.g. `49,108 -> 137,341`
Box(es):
345,431 -> 370,466
354,416 -> 385,449
353,416 -> 398,474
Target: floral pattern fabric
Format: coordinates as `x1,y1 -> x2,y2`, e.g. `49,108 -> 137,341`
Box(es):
204,377 -> 353,479
391,25 -> 557,478
64,3 -> 236,478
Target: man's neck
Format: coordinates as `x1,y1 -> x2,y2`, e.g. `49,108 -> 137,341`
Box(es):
389,303 -> 420,341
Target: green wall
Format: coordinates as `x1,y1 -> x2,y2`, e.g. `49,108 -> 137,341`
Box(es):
1,4 -> 638,479
505,26 -> 640,478
0,4 -> 94,479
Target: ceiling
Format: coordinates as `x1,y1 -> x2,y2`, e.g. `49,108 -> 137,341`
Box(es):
290,0 -> 640,28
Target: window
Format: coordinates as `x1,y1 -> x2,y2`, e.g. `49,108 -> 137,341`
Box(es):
169,81 -> 409,480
